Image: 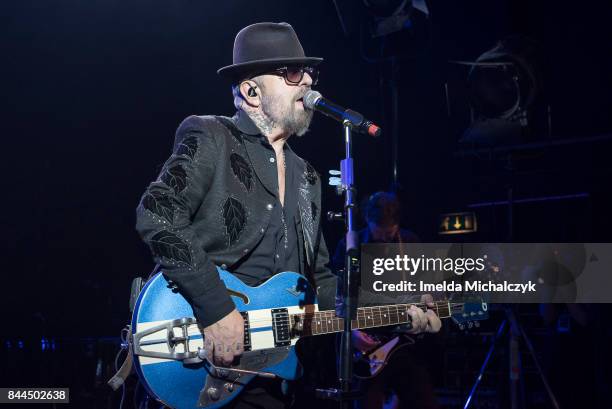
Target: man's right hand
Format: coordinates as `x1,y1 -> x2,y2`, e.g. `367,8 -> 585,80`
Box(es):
203,308 -> 244,366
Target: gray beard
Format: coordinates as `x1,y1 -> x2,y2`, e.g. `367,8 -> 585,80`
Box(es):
259,93 -> 313,137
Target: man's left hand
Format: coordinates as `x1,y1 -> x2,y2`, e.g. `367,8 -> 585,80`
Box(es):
406,294 -> 442,334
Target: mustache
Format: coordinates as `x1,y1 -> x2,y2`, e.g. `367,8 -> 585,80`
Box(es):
295,88 -> 311,101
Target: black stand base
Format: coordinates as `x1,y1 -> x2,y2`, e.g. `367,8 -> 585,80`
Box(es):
463,306 -> 560,409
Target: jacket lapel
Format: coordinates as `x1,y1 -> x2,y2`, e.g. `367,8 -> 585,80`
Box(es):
243,138 -> 278,197
225,111 -> 278,197
294,154 -> 316,267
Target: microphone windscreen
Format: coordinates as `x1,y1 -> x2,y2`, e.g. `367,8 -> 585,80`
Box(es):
303,90 -> 322,111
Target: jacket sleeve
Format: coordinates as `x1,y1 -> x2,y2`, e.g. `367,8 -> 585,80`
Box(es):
135,115 -> 235,328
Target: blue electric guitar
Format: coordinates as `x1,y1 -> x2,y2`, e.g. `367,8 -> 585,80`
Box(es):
130,268 -> 488,409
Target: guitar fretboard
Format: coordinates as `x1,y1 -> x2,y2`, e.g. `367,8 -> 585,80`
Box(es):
291,301 -> 455,337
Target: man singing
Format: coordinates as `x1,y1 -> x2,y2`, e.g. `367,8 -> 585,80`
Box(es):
136,22 -> 438,408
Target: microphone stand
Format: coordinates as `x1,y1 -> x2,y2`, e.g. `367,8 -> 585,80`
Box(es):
316,120 -> 362,408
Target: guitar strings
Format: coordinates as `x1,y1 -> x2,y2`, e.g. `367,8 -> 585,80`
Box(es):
241,303 -> 462,323
239,302 -> 469,325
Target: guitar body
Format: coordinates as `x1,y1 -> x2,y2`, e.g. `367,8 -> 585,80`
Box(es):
131,269 -> 318,409
131,268 -> 488,408
354,336 -> 402,379
353,300 -> 489,380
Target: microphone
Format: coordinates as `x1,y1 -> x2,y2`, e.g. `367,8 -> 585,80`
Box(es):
303,90 -> 382,137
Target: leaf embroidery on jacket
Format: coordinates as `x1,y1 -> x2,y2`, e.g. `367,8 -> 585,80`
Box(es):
230,153 -> 253,192
299,184 -> 314,242
150,230 -> 192,265
142,191 -> 174,224
311,201 -> 318,222
161,164 -> 187,195
222,197 -> 247,246
304,161 -> 318,185
176,135 -> 198,160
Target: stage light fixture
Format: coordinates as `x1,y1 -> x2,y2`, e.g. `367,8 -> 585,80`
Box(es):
458,37 -> 541,145
468,38 -> 538,120
363,0 -> 429,37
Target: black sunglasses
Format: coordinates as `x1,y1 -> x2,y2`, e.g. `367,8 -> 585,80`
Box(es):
266,66 -> 319,86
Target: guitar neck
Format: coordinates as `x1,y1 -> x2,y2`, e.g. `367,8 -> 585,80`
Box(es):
292,301 -> 456,337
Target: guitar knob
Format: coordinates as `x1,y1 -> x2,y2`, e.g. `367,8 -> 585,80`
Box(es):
468,322 -> 474,329
166,280 -> 179,293
458,323 -> 465,331
224,383 -> 234,392
474,321 -> 480,328
207,387 -> 220,401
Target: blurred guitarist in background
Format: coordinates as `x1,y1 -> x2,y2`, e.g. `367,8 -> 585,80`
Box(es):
333,191 -> 441,409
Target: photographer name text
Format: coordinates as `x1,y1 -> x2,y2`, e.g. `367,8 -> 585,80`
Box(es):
372,280 -> 537,294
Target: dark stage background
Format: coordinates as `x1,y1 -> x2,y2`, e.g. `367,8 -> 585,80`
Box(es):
2,1 -> 612,407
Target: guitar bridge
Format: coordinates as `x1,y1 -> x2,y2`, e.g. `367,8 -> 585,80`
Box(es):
133,317 -> 201,361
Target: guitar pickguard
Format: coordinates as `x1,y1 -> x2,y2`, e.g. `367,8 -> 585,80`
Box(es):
367,336 -> 400,377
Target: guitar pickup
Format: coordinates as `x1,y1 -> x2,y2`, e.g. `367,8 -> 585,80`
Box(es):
271,308 -> 291,347
241,311 -> 252,352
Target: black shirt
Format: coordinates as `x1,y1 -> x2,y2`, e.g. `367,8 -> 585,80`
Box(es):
231,119 -> 301,285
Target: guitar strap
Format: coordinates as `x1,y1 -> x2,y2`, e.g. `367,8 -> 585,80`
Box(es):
107,340 -> 134,391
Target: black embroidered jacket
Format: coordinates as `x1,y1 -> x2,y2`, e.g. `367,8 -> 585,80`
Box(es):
136,110 -> 337,327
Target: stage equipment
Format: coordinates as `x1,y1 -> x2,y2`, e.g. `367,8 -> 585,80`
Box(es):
303,91 -> 382,137
463,306 -> 560,409
453,37 -> 542,145
332,0 -> 429,38
362,0 -> 429,37
332,0 -> 430,188
304,94 -> 382,407
311,98 -> 362,409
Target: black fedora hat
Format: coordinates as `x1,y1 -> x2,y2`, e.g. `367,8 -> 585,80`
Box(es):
217,22 -> 323,81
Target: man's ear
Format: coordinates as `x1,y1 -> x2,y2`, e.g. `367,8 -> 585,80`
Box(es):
239,81 -> 260,107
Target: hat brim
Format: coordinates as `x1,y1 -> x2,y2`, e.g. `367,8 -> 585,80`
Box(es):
217,57 -> 323,81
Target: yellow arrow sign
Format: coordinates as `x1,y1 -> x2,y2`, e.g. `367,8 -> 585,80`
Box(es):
439,212 -> 477,235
